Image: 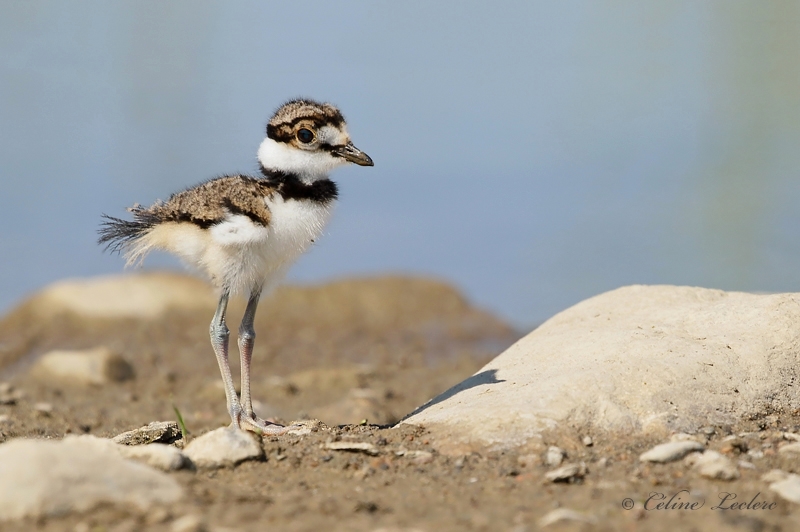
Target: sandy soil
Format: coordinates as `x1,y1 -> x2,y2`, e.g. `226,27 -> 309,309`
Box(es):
0,274 -> 797,531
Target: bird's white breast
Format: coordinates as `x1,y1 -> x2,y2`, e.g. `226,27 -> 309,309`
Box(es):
205,195 -> 334,294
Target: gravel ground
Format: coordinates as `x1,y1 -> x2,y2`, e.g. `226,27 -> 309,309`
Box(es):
0,275 -> 798,531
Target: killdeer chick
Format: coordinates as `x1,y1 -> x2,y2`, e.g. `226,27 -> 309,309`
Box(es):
98,99 -> 373,435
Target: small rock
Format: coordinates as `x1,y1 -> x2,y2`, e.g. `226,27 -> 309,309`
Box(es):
783,432 -> 800,442
545,462 -> 587,482
118,444 -> 190,471
762,469 -> 790,483
597,457 -> 610,468
171,514 -> 205,532
684,450 -> 739,480
538,508 -> 597,527
545,446 -> 565,467
738,460 -> 756,470
778,442 -> 800,455
670,432 -> 703,443
748,449 -> 765,459
0,436 -> 182,520
769,473 -> 800,504
31,347 -> 134,385
113,421 -> 181,446
404,450 -> 433,465
700,426 -> 716,436
183,427 -> 263,468
582,435 -> 593,447
323,441 -> 379,456
283,419 -> 326,436
0,382 -> 23,405
640,440 -> 705,463
0,415 -> 10,425
720,437 -> 748,454
34,402 -> 53,415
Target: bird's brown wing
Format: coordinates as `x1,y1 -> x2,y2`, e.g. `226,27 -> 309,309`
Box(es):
150,175 -> 276,228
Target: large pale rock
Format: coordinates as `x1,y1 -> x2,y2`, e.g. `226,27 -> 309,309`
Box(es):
0,436 -> 182,521
183,427 -> 264,468
31,347 -> 134,385
32,272 -> 217,320
401,285 -> 800,451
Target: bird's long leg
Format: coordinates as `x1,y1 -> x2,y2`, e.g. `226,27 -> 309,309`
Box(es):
209,288 -> 245,427
238,288 -> 262,420
236,287 -> 295,436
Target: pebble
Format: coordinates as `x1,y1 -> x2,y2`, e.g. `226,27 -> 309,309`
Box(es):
640,440 -> 705,463
0,382 -> 23,405
738,460 -> 756,470
783,432 -> 800,442
762,469 -> 789,482
684,450 -> 739,480
34,402 -> 53,415
582,436 -> 593,447
719,437 -> 748,454
0,436 -> 182,520
404,450 -> 433,465
0,415 -> 11,425
670,432 -> 703,442
768,473 -> 800,504
544,462 -> 587,482
538,508 -> 597,527
183,427 -> 264,469
170,514 -> 206,532
118,444 -> 190,471
545,446 -> 565,467
113,421 -> 182,446
283,419 -> 326,436
30,347 -> 134,385
324,441 -> 379,456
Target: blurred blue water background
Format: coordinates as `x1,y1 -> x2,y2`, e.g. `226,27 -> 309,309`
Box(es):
1,1 -> 799,329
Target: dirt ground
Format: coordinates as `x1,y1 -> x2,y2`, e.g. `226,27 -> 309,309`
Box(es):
0,274 -> 798,531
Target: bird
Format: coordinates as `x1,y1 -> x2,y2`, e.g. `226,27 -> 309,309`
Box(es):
98,98 -> 374,435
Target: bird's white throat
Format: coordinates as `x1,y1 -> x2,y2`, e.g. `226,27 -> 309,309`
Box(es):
257,137 -> 347,183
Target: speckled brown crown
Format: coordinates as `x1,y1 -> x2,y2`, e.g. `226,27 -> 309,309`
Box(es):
266,99 -> 346,142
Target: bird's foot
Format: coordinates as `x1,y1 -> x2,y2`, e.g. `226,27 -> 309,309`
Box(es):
234,412 -> 304,436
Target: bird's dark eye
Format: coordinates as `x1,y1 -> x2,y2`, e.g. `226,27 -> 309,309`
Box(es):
296,128 -> 315,144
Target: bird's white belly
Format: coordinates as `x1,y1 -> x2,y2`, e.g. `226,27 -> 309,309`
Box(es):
205,195 -> 334,293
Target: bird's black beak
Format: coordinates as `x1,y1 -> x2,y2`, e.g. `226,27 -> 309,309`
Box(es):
333,142 -> 374,166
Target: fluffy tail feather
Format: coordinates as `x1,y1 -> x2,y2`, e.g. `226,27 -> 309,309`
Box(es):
98,206 -> 160,261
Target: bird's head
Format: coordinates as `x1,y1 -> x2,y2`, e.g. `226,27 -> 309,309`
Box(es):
258,98 -> 373,182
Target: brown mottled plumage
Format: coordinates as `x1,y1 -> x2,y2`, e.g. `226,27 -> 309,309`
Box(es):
149,175 -> 275,227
